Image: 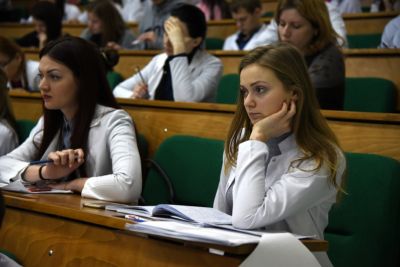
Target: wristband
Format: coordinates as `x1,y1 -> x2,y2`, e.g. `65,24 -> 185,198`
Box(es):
38,165 -> 49,180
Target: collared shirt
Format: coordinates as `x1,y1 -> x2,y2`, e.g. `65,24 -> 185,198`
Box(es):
225,133 -> 291,214
235,26 -> 261,50
154,49 -> 197,101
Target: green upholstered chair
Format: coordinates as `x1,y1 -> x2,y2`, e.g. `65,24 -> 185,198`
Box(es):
205,37 -> 225,50
325,152 -> 400,267
16,119 -> 36,144
141,135 -> 224,207
216,73 -> 240,104
347,33 -> 382,48
344,77 -> 396,112
107,71 -> 124,90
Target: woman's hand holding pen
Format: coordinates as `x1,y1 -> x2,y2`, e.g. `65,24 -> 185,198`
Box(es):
42,148 -> 84,180
250,100 -> 296,142
131,82 -> 149,99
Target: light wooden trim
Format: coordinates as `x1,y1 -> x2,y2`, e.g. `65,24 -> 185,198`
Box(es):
9,90 -> 400,161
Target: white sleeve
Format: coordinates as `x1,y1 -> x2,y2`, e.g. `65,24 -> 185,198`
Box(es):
0,118 -> 44,184
0,123 -> 18,157
231,140 -> 343,229
113,57 -> 156,98
81,111 -> 142,203
223,34 -> 237,50
169,54 -> 223,102
213,154 -> 230,213
326,1 -> 348,46
260,20 -> 279,44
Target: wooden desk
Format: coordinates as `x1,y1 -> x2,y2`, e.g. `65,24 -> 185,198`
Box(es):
22,48 -> 400,111
0,191 -> 326,266
0,11 -> 397,40
9,90 -> 400,161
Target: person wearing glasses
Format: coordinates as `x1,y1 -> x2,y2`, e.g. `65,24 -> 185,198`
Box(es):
114,4 -> 223,102
0,36 -> 39,91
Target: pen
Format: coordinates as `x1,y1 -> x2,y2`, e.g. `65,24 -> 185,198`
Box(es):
125,214 -> 148,223
29,159 -> 54,165
134,66 -> 146,85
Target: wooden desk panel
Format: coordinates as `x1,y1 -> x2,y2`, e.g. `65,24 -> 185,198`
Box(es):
0,192 -> 326,267
9,90 -> 400,161
1,12 -> 397,40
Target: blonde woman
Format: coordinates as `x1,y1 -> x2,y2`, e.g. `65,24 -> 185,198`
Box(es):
214,43 -> 345,267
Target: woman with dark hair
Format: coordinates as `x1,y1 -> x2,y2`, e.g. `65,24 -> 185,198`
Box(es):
214,43 -> 345,267
0,69 -> 18,156
0,36 -> 142,203
16,1 -> 63,49
114,3 -> 223,102
0,36 -> 39,91
80,0 -> 136,49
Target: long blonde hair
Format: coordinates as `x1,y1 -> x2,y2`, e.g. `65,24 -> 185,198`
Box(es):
225,43 -> 343,189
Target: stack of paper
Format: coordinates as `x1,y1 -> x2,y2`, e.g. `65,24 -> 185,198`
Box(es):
126,220 -> 260,246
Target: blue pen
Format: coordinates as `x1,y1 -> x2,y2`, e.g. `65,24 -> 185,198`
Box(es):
29,159 -> 54,165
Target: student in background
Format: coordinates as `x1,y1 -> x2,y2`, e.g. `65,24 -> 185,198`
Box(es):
114,4 -> 223,102
276,0 -> 345,110
214,43 -> 345,267
0,36 -> 39,91
121,0 -> 149,23
259,0 -> 347,48
379,15 -> 400,48
80,0 -> 136,50
0,69 -> 18,156
196,0 -> 231,20
0,37 -> 142,203
223,0 -> 272,51
16,1 -> 63,49
134,0 -> 185,50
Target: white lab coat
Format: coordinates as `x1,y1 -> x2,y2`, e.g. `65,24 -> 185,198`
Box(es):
7,60 -> 39,91
113,49 -> 223,102
214,134 -> 345,267
223,23 -> 273,51
0,105 -> 142,203
0,119 -> 18,157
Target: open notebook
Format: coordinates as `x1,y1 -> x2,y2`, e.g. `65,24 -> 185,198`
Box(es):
106,204 -> 232,225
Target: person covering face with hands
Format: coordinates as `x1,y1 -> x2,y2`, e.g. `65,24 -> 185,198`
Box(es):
114,4 -> 223,103
214,43 -> 346,267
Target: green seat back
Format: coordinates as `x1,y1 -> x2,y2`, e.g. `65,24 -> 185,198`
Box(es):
107,71 -> 124,90
325,152 -> 400,267
216,74 -> 240,104
16,119 -> 36,144
347,33 -> 382,48
205,37 -> 224,50
344,77 -> 396,112
142,135 -> 224,207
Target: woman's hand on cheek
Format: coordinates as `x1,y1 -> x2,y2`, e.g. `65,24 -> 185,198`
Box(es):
42,149 -> 85,180
250,100 -> 296,142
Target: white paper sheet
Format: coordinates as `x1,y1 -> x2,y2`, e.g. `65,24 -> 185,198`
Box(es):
240,232 -> 321,267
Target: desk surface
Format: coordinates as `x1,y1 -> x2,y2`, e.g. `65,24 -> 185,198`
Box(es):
0,191 -> 327,266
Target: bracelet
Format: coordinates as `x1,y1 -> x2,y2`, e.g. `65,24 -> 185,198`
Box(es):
38,165 -> 49,180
